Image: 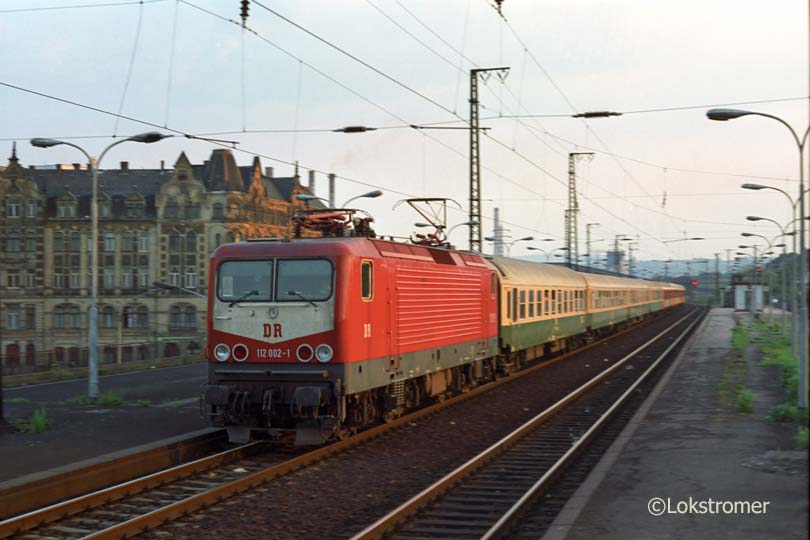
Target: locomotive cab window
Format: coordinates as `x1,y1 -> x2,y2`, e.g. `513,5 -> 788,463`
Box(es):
276,258 -> 333,302
217,260 -> 273,302
361,260 -> 373,301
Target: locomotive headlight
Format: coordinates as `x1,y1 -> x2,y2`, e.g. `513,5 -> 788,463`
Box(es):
315,344 -> 333,363
214,344 -> 231,362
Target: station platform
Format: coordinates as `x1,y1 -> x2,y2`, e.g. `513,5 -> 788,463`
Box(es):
0,363 -> 208,483
544,308 -> 808,540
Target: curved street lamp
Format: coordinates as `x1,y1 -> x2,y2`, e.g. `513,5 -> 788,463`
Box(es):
709,107 -> 809,409
30,132 -> 171,399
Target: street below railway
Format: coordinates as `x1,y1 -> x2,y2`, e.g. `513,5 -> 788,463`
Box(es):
0,363 -> 207,482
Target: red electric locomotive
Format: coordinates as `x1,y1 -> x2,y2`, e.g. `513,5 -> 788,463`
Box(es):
203,236 -> 499,443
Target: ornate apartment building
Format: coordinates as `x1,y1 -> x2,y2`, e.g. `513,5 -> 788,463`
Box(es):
0,144 -> 324,373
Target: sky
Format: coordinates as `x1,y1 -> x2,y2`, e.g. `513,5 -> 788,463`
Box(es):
0,0 -> 807,267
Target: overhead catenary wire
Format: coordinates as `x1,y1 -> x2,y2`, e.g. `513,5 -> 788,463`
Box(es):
0,0 -> 164,14
163,0 -> 180,128
0,79 -> 557,240
112,0 -> 146,136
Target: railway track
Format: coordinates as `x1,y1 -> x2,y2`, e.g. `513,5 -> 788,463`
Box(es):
350,306 -> 705,540
1,307 -> 690,540
0,429 -> 228,521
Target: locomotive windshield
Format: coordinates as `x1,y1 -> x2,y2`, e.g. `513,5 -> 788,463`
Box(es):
218,260 -> 273,302
276,259 -> 333,301
216,258 -> 333,303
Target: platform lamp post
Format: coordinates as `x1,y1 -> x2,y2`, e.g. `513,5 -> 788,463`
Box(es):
741,233 -> 786,326
504,236 -> 534,257
550,246 -> 570,264
30,132 -> 171,399
527,246 -> 548,260
708,109 -> 808,409
746,217 -> 792,334
744,189 -> 801,355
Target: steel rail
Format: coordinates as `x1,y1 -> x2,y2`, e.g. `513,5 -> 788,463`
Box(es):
481,307 -> 704,539
1,308 -> 680,540
0,429 -> 226,521
349,306 -> 702,540
0,438 -> 263,539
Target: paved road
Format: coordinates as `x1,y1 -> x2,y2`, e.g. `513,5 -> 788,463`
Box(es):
0,363 -> 209,484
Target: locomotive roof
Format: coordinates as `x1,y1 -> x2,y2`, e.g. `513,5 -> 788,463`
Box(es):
488,257 -> 588,287
211,237 -> 382,259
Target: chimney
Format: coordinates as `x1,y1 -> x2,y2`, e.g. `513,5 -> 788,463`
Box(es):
328,173 -> 336,208
265,166 -> 274,178
160,160 -> 165,171
120,161 -> 129,173
308,170 -> 315,191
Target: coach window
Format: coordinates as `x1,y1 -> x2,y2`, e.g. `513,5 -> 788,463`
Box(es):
490,273 -> 496,299
512,288 -> 518,321
529,290 -> 535,318
519,290 -> 526,320
361,260 -> 373,301
550,290 -> 556,315
557,289 -> 562,314
544,290 -> 549,315
536,290 -> 542,317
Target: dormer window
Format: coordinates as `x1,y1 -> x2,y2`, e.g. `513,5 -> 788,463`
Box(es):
57,201 -> 77,218
6,199 -> 21,218
99,202 -> 112,218
165,200 -> 179,219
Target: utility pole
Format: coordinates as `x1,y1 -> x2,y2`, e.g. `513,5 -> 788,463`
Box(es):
566,153 -> 593,270
714,253 -> 721,306
586,223 -> 599,270
493,207 -> 505,257
628,242 -> 637,276
469,67 -> 509,252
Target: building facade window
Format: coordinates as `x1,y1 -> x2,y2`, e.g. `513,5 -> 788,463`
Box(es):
24,305 -> 35,329
57,202 -> 77,218
27,201 -> 37,218
165,201 -> 179,218
102,306 -> 115,328
138,234 -> 149,252
212,203 -> 224,219
25,344 -> 35,366
6,200 -> 21,218
121,272 -> 133,289
7,271 -> 21,288
25,273 -> 36,289
25,238 -> 36,252
136,305 -> 149,328
185,272 -> 197,288
170,272 -> 180,287
184,306 -> 197,329
103,269 -> 115,289
103,232 -> 116,252
7,238 -> 20,252
6,304 -> 21,330
139,271 -> 149,288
